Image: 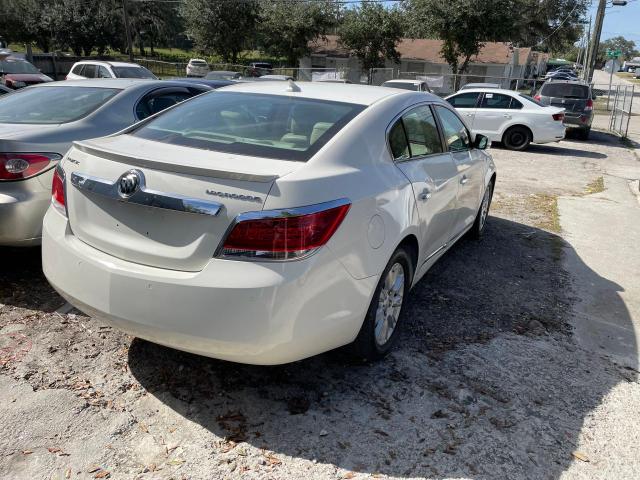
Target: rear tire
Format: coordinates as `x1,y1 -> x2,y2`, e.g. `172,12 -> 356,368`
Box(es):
502,126 -> 531,151
350,248 -> 413,361
469,180 -> 494,239
578,127 -> 591,140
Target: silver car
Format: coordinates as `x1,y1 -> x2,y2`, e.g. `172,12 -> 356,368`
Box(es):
0,79 -> 210,246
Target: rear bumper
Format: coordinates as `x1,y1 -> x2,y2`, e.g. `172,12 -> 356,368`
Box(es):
532,122 -> 566,144
0,172 -> 52,246
563,113 -> 593,129
42,208 -> 377,365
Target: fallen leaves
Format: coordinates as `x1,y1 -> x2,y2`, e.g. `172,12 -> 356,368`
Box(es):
88,465 -> 110,478
573,451 -> 590,462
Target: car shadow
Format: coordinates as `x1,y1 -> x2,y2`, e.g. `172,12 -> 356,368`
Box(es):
0,247 -> 64,312
127,215 -> 637,479
492,142 -> 608,159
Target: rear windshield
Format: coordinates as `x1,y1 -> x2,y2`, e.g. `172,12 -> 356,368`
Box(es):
383,82 -> 418,91
112,66 -> 157,79
0,59 -> 39,74
519,93 -> 546,107
541,83 -> 589,99
0,86 -> 120,124
130,91 -> 365,161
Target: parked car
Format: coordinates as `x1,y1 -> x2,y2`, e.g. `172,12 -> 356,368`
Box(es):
0,79 -> 210,247
186,58 -> 209,77
446,88 -> 565,150
544,70 -> 578,81
534,80 -> 593,140
42,82 -> 495,365
205,70 -> 243,80
382,79 -> 432,93
66,61 -> 157,80
0,56 -> 53,89
167,77 -> 237,89
622,57 -> 640,73
247,62 -> 273,77
251,74 -> 294,81
460,83 -> 501,90
0,84 -> 12,95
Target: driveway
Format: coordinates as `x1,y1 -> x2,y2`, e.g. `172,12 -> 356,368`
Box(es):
1,133 -> 639,479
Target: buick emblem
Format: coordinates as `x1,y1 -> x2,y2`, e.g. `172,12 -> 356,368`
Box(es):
117,169 -> 143,198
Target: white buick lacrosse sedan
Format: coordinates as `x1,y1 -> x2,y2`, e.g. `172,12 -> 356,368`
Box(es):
42,81 -> 496,364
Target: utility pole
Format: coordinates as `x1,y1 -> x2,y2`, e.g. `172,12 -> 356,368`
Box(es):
122,0 -> 134,62
585,0 -> 606,82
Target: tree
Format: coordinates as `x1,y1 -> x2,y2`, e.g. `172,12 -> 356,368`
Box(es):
127,1 -> 183,56
258,0 -> 339,66
0,0 -> 56,52
597,36 -> 638,65
338,4 -> 403,80
511,0 -> 589,53
181,0 -> 259,63
404,0 -> 516,78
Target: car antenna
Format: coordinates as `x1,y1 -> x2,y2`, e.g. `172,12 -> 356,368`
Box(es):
286,79 -> 301,92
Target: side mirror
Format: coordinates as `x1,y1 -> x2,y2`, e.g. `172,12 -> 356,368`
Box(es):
474,134 -> 490,150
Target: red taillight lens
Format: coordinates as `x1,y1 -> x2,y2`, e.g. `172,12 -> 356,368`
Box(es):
552,113 -> 565,121
585,98 -> 593,111
52,165 -> 67,216
534,94 -> 541,101
0,153 -> 61,181
220,200 -> 351,261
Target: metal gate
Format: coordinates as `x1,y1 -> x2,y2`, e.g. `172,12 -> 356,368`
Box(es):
609,84 -> 635,138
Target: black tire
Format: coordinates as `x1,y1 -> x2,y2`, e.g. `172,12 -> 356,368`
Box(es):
350,247 -> 413,361
502,126 -> 531,151
469,180 -> 494,239
579,127 -> 591,140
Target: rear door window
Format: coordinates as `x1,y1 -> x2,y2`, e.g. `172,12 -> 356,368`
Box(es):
541,84 -> 589,99
447,92 -> 480,108
401,105 -> 443,157
135,89 -> 198,120
97,66 -> 111,78
131,92 -> 365,162
82,64 -> 97,78
479,93 -> 512,109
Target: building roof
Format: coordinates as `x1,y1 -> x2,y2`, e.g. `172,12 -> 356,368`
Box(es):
310,35 -> 530,66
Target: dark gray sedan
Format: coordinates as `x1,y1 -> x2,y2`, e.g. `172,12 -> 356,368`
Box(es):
0,79 -> 210,246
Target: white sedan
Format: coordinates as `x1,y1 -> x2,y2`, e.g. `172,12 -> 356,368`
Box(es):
42,82 -> 496,365
446,88 -> 566,150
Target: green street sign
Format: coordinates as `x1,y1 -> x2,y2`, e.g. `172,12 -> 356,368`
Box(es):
606,49 -> 622,58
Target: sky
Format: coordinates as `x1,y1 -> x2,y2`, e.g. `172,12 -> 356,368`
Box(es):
588,0 -> 640,43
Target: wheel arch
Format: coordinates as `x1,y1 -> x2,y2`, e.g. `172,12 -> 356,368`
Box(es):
501,123 -> 534,143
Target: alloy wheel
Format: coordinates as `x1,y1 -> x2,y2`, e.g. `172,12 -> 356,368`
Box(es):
374,263 -> 405,346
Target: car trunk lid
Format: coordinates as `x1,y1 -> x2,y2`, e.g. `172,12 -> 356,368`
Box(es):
548,96 -> 587,113
64,135 -> 300,271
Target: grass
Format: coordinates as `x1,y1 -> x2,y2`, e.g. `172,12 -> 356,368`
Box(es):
529,194 -> 561,234
615,72 -> 640,84
584,176 -> 605,195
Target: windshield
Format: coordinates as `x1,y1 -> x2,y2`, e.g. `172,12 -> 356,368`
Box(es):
130,92 -> 365,161
541,83 -> 589,99
0,59 -> 40,74
0,86 -> 120,124
383,82 -> 418,91
112,66 -> 157,79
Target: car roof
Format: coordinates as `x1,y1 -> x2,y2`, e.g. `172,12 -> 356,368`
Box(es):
383,79 -> 422,84
221,81 -> 413,106
449,88 -> 519,95
29,78 -> 193,90
544,79 -> 589,85
73,60 -> 144,68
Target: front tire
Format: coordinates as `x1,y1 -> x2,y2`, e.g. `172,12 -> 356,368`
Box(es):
469,180 -> 494,239
350,248 -> 413,361
502,126 -> 531,151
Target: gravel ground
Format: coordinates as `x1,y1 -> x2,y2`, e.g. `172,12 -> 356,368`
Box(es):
1,132 -> 639,480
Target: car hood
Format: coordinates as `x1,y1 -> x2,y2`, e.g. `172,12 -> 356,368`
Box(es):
3,73 -> 53,83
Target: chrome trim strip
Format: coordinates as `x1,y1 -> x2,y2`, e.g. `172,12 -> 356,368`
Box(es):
214,198 -> 351,261
70,171 -> 223,217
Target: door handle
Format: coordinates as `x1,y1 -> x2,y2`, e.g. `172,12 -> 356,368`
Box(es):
503,114 -> 512,118
460,175 -> 469,185
418,189 -> 432,201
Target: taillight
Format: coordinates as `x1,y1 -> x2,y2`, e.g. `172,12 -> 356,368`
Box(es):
585,98 -> 593,111
218,199 -> 351,261
552,113 -> 565,121
52,165 -> 67,217
0,153 -> 61,181
534,94 -> 541,101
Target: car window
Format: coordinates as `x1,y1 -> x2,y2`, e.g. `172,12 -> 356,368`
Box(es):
509,98 -> 523,109
112,66 -> 157,79
434,105 -> 471,152
97,66 -> 111,78
388,120 -> 410,160
401,105 -> 443,157
480,93 -> 513,109
131,92 -> 365,162
135,91 -> 196,120
71,65 -> 84,75
83,64 -> 97,78
447,92 -> 480,108
540,83 -> 589,99
0,86 -> 120,124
